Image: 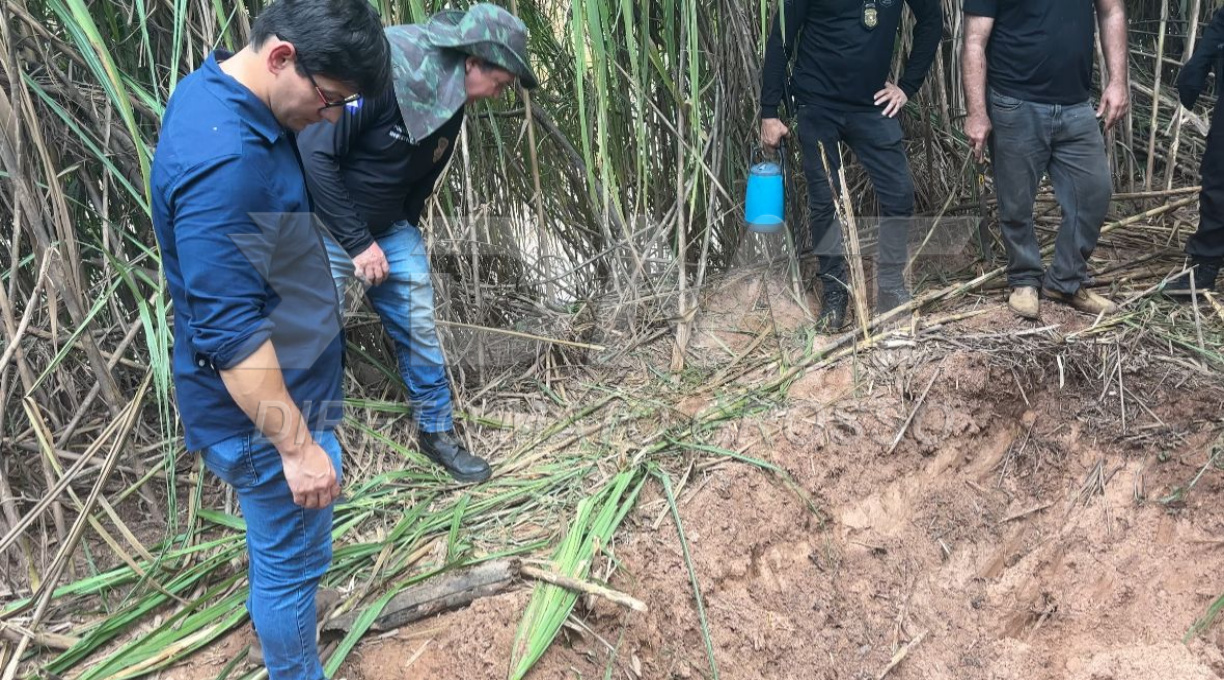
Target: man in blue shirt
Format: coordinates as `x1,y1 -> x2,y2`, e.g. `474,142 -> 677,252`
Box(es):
150,0 -> 389,677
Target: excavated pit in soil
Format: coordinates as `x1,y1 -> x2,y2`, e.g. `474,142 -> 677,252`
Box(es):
169,274 -> 1224,680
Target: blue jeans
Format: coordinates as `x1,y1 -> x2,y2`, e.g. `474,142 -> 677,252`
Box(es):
987,90 -> 1112,294
324,221 -> 454,433
796,104 -> 915,288
201,429 -> 343,680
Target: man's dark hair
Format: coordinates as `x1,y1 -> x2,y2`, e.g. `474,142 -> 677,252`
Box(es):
251,0 -> 391,96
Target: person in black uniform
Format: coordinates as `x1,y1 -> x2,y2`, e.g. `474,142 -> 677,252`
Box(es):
1173,7 -> 1224,294
760,0 -> 943,331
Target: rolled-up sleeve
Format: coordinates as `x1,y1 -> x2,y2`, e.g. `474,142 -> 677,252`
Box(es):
169,155 -> 276,369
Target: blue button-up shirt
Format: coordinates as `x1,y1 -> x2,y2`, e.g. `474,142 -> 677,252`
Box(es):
152,52 -> 344,451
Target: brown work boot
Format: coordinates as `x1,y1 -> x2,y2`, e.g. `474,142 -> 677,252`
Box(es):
248,587 -> 342,666
1042,286 -> 1118,316
1008,286 -> 1040,320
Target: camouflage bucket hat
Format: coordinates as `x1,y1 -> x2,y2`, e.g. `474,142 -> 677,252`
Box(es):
426,3 -> 539,90
385,4 -> 538,144
385,23 -> 468,144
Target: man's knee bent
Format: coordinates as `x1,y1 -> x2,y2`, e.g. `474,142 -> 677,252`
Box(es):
1080,171 -> 1113,223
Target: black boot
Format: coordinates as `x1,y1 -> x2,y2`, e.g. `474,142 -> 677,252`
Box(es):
817,287 -> 848,332
876,265 -> 912,314
816,255 -> 849,332
418,430 -> 491,483
1165,258 -> 1221,297
877,285 -> 912,314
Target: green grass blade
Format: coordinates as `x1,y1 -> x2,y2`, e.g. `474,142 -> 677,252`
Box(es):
1188,591 -> 1224,642
508,468 -> 645,679
322,587 -> 398,677
658,467 -> 719,680
447,493 -> 471,562
47,0 -> 151,201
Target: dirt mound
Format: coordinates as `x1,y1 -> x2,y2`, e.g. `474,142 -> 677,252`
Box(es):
158,279 -> 1224,680
690,268 -> 817,354
401,302 -> 1224,680
347,592 -> 528,678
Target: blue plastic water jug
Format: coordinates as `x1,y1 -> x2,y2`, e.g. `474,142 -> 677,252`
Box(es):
745,145 -> 785,234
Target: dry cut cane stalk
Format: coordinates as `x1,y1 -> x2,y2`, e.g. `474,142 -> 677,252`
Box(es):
817,141 -> 871,339
520,563 -> 648,612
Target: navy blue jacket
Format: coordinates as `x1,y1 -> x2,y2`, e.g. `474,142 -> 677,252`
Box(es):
151,52 -> 344,450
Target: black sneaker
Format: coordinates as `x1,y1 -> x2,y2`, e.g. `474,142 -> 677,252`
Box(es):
418,430 -> 492,483
816,286 -> 848,333
1165,259 -> 1221,298
877,285 -> 912,314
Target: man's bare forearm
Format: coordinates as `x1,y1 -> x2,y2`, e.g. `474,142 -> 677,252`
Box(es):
962,16 -> 994,119
961,15 -> 995,160
219,339 -> 315,456
962,17 -> 992,119
963,44 -> 988,118
1098,0 -> 1128,90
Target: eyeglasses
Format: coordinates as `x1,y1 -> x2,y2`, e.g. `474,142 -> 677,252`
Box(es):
300,64 -> 361,110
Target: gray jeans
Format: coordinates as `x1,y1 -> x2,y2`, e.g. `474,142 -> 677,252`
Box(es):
987,90 -> 1112,294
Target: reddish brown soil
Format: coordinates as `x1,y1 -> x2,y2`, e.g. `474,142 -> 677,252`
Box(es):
161,275 -> 1224,680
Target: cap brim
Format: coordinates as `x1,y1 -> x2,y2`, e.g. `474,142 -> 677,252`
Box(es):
455,42 -> 539,89
516,65 -> 539,90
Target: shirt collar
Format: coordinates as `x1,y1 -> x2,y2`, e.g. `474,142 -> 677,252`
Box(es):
203,50 -> 285,144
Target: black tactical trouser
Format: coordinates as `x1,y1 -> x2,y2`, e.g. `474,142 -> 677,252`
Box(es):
1188,105 -> 1224,262
796,103 -> 915,291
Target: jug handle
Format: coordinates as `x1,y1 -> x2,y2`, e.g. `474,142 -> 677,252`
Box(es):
752,139 -> 787,169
